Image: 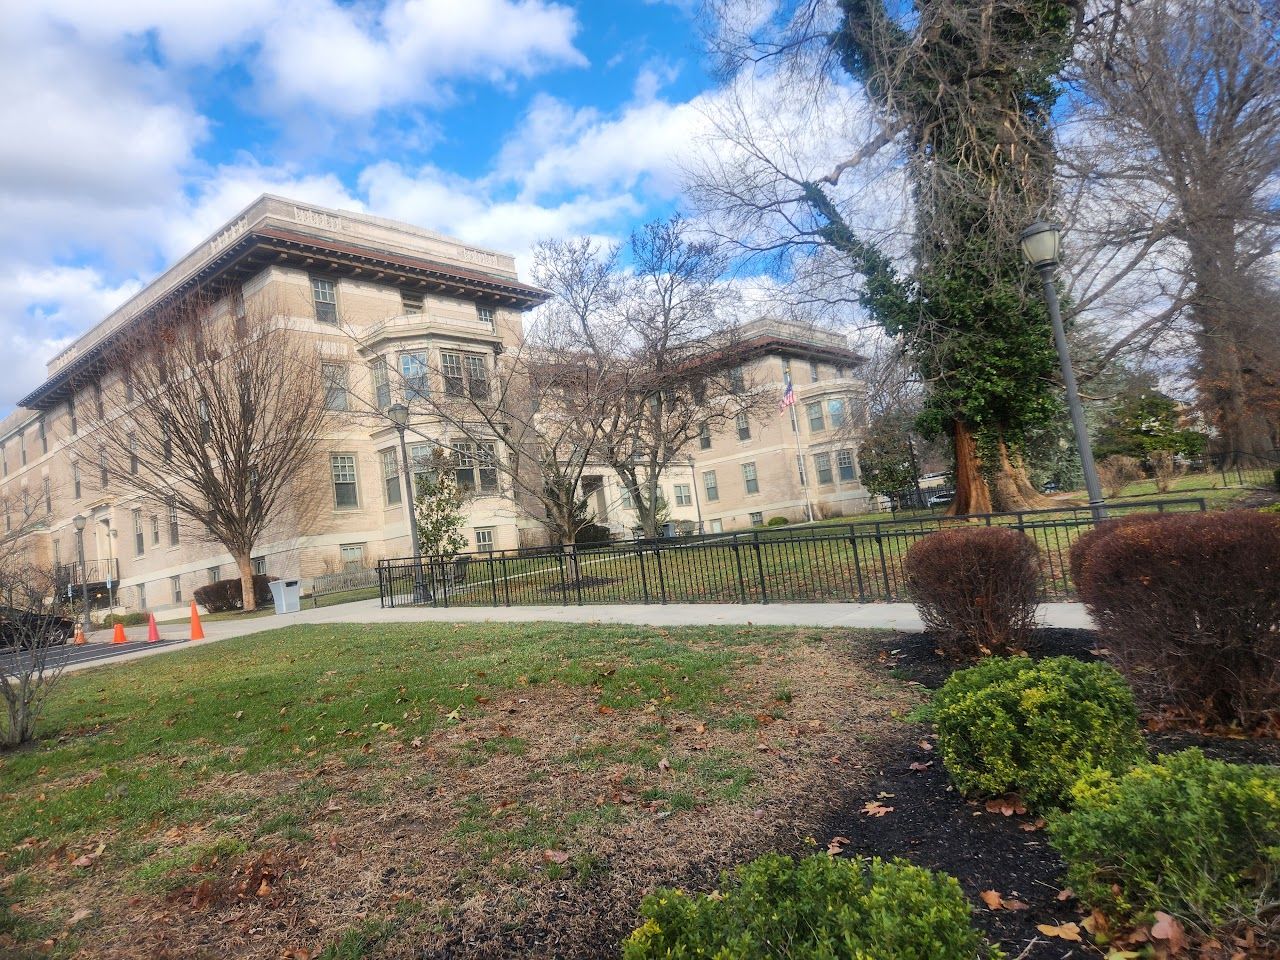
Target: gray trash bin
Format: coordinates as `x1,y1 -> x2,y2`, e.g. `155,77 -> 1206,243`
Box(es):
269,578 -> 302,615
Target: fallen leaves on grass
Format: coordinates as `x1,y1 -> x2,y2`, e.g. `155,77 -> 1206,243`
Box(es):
1150,912 -> 1187,954
984,796 -> 1027,817
542,850 -> 570,865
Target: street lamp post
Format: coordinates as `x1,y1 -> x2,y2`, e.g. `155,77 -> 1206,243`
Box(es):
72,515 -> 90,636
1020,221 -> 1107,521
388,404 -> 427,601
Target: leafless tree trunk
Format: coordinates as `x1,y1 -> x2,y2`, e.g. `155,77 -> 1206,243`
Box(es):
1075,0 -> 1280,457
0,492 -> 68,747
80,291 -> 331,612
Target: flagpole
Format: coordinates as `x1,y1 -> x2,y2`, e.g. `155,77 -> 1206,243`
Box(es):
781,373 -> 814,524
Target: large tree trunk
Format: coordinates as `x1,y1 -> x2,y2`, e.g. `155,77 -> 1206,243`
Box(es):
991,438 -> 1058,512
237,552 -> 257,613
948,421 -> 993,516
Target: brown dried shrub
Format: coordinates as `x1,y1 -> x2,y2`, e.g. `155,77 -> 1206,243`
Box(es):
1070,511 -> 1280,730
1097,455 -> 1144,498
904,527 -> 1042,659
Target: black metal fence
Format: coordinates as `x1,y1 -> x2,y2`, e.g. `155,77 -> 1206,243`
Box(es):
377,498 -> 1207,608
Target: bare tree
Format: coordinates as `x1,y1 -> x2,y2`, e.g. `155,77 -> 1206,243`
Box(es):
80,291 -> 332,611
1075,0 -> 1280,456
594,217 -> 771,538
0,490 -> 69,748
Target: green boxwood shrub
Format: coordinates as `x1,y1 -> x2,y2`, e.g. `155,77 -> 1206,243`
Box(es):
1049,749 -> 1280,933
934,656 -> 1145,810
766,516 -> 790,527
623,853 -> 997,960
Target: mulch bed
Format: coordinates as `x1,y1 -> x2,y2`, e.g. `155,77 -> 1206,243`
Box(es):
826,628 -> 1280,959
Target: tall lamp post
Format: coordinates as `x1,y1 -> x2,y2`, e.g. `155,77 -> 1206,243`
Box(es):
1020,221 -> 1107,521
388,404 -> 426,600
72,515 -> 90,636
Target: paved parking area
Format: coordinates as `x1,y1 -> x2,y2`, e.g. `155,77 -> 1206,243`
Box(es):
6,637 -> 192,672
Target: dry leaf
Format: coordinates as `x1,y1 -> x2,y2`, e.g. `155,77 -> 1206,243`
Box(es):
861,801 -> 893,817
67,908 -> 92,926
657,757 -> 671,773
826,836 -> 850,855
1036,922 -> 1082,942
979,890 -> 1004,910
1151,912 -> 1187,953
542,849 -> 570,865
908,761 -> 933,771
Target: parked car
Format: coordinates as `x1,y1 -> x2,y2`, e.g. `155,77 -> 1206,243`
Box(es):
927,491 -> 955,507
0,607 -> 74,649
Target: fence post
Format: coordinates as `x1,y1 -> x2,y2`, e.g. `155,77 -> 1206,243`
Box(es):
501,554 -> 512,606
731,543 -> 748,603
753,540 -> 769,604
875,534 -> 892,599
849,534 -> 867,602
377,564 -> 386,609
654,541 -> 668,604
488,557 -> 498,606
637,544 -> 651,603
556,551 -> 569,606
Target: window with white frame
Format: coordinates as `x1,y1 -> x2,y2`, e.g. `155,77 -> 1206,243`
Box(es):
474,528 -> 495,552
735,411 -> 751,441
372,357 -> 391,409
702,470 -> 719,502
170,575 -> 183,603
399,352 -> 430,401
749,511 -> 764,526
806,402 -> 825,432
38,416 -> 47,454
137,583 -> 147,609
322,363 -> 349,411
837,449 -> 856,482
331,454 -> 359,508
708,519 -> 723,533
619,485 -> 634,509
311,276 -> 338,323
477,441 -> 499,492
729,366 -> 745,393
207,566 -> 220,584
441,351 -> 465,396
252,556 -> 267,575
674,484 -> 692,506
151,514 -> 160,546
477,305 -> 495,329
168,503 -> 180,545
465,354 -> 489,400
828,398 -> 847,428
133,509 -> 144,556
72,461 -> 81,499
699,422 -> 712,449
340,543 -> 365,570
814,452 -> 833,484
380,449 -> 402,505
809,359 -> 820,382
742,462 -> 759,495
401,290 -> 424,314
129,434 -> 139,475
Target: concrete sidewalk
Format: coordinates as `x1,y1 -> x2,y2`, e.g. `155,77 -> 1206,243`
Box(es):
67,600 -> 1093,674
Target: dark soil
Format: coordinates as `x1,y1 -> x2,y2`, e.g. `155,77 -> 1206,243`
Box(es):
826,627 -> 1280,959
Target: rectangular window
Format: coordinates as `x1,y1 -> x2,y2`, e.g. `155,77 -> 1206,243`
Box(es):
322,363 -> 349,411
828,398 -> 846,428
381,448 -> 402,505
453,442 -> 476,491
331,454 -> 359,508
99,449 -> 108,488
441,351 -> 465,397
797,454 -> 808,487
233,285 -> 247,333
311,276 -> 337,324
474,528 -> 495,552
729,366 -> 745,393
477,305 -> 495,329
124,366 -> 135,403
735,411 -> 751,442
161,416 -> 173,461
699,422 -> 712,449
208,566 -> 220,584
72,462 -> 81,499
702,470 -> 719,502
198,398 -> 211,443
809,360 -> 820,383
742,462 -> 759,495
465,354 -> 489,400
619,486 -> 634,509
477,441 -> 499,493
340,544 -> 365,570
53,539 -> 61,568
400,290 -> 423,314
709,519 -> 723,534
170,575 -> 182,603
807,402 -> 825,433
749,511 -> 764,527
409,443 -> 432,493
399,351 -> 430,401
19,432 -> 26,466
372,357 -> 391,409
43,477 -> 51,514
94,381 -> 104,419
151,515 -> 160,545
137,582 -> 147,609
38,417 -> 47,455
133,509 -> 144,556
68,395 -> 77,435
168,504 -> 180,546
252,556 -> 267,575
814,452 -> 833,485
674,484 -> 692,506
837,449 -> 856,482
129,434 -> 139,474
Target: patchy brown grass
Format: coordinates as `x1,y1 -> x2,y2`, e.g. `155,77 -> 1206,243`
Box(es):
11,629 -> 912,960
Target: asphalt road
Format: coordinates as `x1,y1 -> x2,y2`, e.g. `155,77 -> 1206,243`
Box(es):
2,637 -> 191,672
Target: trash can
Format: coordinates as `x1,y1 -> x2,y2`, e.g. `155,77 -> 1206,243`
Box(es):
269,578 -> 302,615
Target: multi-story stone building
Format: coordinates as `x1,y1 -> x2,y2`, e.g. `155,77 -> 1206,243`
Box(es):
0,196 -> 547,613
688,319 -> 870,531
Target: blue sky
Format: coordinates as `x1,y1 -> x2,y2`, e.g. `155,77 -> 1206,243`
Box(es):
0,0 -> 744,413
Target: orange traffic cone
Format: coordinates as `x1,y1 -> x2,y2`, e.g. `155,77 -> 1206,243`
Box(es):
147,612 -> 160,643
189,601 -> 205,641
112,622 -> 127,644
73,623 -> 86,645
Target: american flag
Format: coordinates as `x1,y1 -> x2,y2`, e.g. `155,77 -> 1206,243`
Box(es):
779,372 -> 796,411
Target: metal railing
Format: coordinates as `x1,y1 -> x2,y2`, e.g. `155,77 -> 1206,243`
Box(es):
378,498 -> 1206,608
60,558 -> 119,587
308,567 -> 380,607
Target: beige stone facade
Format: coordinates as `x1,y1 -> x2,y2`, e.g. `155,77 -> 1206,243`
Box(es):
0,196 -> 546,614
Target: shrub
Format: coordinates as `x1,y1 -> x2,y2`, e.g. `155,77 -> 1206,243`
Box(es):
1148,450 -> 1178,493
1097,454 -> 1144,498
934,656 -> 1145,811
903,527 -> 1042,658
766,516 -> 790,527
193,575 -> 277,613
1070,511 -> 1280,729
1048,749 -> 1280,935
100,612 -> 150,627
622,853 -> 995,960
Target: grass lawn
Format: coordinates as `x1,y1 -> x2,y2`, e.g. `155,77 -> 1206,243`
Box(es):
0,622 -> 908,959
